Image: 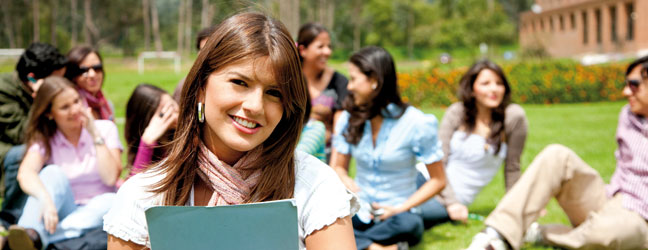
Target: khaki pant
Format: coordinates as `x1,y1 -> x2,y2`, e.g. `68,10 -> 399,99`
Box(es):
485,144 -> 648,250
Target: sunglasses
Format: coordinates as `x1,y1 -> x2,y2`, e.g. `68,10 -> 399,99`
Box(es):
79,64 -> 103,76
625,79 -> 641,93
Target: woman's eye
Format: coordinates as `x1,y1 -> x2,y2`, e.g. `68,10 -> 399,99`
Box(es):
266,89 -> 282,99
231,79 -> 247,86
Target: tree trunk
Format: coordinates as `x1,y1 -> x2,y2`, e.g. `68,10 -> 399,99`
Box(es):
142,0 -> 151,51
83,0 -> 99,46
150,0 -> 163,52
184,0 -> 192,54
177,0 -> 185,54
50,0 -> 57,46
33,0 -> 40,42
352,0 -> 363,51
1,0 -> 16,48
279,0 -> 299,38
200,0 -> 209,28
406,7 -> 414,59
71,0 -> 77,47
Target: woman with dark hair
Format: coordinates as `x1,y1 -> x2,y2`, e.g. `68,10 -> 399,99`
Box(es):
419,59 -> 527,227
104,12 -> 358,250
124,84 -> 178,179
64,46 -> 113,121
8,76 -> 122,249
297,23 -> 348,160
330,46 -> 446,250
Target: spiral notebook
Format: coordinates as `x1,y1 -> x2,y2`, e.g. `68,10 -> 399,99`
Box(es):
145,199 -> 299,250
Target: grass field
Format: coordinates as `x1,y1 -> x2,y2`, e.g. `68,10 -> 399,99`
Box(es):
0,58 -> 626,249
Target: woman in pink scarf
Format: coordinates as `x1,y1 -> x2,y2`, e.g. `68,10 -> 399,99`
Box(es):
64,46 -> 114,121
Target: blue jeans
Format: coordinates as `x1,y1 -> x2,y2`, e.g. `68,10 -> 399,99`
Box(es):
17,165 -> 115,247
352,212 -> 424,249
416,172 -> 451,229
2,144 -> 27,222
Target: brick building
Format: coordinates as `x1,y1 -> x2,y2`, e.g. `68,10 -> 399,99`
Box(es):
519,0 -> 648,61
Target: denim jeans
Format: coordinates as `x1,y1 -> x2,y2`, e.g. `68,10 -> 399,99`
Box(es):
352,212 -> 424,250
415,172 -> 451,229
17,165 -> 115,247
2,144 -> 27,223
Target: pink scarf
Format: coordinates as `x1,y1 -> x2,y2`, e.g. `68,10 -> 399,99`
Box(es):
78,88 -> 113,120
196,144 -> 262,206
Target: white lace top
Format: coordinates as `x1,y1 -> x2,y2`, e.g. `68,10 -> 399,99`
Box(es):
103,151 -> 359,249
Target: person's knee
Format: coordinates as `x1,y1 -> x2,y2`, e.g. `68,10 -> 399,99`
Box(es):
38,165 -> 69,189
389,213 -> 424,236
541,144 -> 572,157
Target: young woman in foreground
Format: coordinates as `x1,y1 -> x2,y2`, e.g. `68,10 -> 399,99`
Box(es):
104,12 -> 358,250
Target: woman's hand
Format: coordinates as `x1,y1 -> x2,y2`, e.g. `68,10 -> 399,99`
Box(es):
447,203 -> 468,223
372,202 -> 405,221
141,100 -> 178,145
81,107 -> 98,137
42,199 -> 59,234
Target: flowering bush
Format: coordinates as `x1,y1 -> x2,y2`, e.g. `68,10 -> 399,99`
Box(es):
398,61 -> 627,107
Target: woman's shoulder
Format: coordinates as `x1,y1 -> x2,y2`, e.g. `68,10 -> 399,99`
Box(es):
115,170 -> 165,205
294,151 -> 337,185
504,104 -> 527,130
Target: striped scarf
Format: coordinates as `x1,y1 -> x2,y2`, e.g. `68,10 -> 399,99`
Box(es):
196,144 -> 262,206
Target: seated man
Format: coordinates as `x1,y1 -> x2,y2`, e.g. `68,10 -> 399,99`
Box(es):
466,56 -> 648,250
0,43 -> 67,222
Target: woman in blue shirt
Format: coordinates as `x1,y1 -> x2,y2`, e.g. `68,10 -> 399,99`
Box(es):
330,46 -> 447,250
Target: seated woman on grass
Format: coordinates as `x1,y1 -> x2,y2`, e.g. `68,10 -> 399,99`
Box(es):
417,60 -> 527,227
103,12 -> 358,250
123,84 -> 178,181
8,76 -> 122,249
330,46 -> 446,250
64,46 -> 114,121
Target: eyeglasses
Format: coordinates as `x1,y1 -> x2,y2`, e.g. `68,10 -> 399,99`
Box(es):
79,64 -> 103,77
625,79 -> 641,93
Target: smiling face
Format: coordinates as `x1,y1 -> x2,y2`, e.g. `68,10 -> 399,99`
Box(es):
201,57 -> 284,164
50,87 -> 84,133
472,69 -> 506,110
74,52 -> 104,95
624,65 -> 648,117
347,63 -> 376,106
299,32 -> 332,71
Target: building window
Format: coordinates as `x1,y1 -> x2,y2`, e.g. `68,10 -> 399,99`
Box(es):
627,2 -> 635,41
610,6 -> 617,42
595,9 -> 601,44
571,12 -> 576,30
582,11 -> 588,44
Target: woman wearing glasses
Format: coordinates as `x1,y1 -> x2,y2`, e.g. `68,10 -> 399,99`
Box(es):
64,46 -> 114,121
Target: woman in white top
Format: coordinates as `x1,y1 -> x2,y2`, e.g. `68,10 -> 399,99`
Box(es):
418,60 -> 528,228
103,12 -> 358,250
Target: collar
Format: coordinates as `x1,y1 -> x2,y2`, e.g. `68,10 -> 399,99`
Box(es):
51,127 -> 90,148
624,105 -> 648,135
381,103 -> 405,118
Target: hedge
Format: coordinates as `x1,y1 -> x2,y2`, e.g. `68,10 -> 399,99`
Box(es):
398,61 -> 627,107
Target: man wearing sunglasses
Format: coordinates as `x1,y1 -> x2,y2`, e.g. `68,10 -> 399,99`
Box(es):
0,42 -> 67,224
466,56 -> 648,250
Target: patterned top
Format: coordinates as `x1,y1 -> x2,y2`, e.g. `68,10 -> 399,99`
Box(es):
333,103 -> 443,222
607,104 -> 648,220
297,120 -> 326,162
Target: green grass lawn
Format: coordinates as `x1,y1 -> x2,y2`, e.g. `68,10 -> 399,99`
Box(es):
0,58 -> 626,249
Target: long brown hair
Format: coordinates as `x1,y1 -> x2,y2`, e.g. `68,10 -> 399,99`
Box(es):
125,84 -> 174,170
149,12 -> 307,205
458,59 -> 511,153
343,46 -> 407,145
24,76 -> 77,158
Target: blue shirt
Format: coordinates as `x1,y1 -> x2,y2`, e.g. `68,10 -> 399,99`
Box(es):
333,103 -> 443,220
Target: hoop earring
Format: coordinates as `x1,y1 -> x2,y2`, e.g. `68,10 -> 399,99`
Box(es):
197,102 -> 205,123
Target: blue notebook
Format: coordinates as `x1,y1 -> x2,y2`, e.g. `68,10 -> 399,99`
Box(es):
145,199 -> 299,250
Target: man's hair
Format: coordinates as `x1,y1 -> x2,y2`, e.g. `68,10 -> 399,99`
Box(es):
626,55 -> 648,77
196,26 -> 217,50
15,42 -> 67,83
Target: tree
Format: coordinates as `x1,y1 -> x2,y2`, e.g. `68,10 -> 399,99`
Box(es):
33,0 -> 40,42
184,0 -> 192,54
1,0 -> 16,48
143,0 -> 151,50
70,0 -> 78,47
50,0 -> 57,46
177,0 -> 185,53
150,0 -> 163,52
83,0 -> 100,46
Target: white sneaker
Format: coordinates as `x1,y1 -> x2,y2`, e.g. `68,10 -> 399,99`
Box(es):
465,232 -> 508,250
523,222 -> 543,245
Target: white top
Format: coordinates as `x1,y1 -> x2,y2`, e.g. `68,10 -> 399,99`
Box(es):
445,130 -> 507,205
103,151 -> 359,249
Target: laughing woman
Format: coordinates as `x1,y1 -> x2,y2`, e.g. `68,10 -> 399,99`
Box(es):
103,12 -> 358,250
9,76 -> 121,249
330,46 -> 446,250
64,46 -> 114,121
